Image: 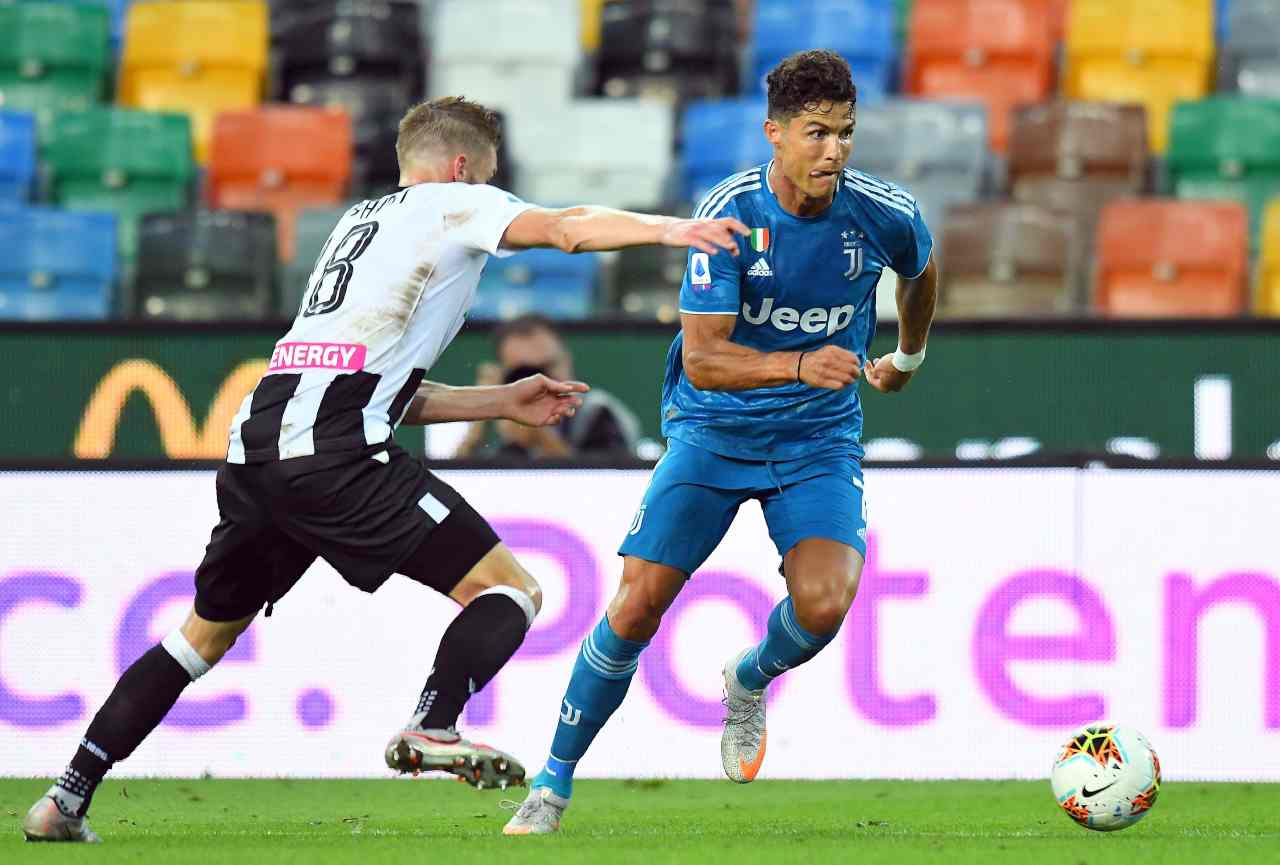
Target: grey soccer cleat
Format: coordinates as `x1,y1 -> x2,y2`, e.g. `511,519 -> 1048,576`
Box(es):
502,786 -> 569,835
385,714 -> 525,790
721,648 -> 768,783
22,794 -> 102,843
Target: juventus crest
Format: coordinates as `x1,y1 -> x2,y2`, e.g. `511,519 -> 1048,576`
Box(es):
841,230 -> 864,280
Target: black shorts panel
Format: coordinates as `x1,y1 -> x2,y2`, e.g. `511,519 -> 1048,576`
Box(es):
396,496 -> 501,595
193,445 -> 486,619
194,465 -> 317,622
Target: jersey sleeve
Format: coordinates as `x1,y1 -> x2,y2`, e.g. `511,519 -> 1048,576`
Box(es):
440,183 -> 536,258
889,199 -> 934,280
678,200 -> 744,315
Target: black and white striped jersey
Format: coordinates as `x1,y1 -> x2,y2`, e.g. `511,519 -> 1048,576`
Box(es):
226,182 -> 534,463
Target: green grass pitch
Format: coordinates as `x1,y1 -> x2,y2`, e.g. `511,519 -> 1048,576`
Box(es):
3,778 -> 1277,864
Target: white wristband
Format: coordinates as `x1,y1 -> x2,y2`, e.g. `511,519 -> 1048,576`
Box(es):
891,345 -> 926,373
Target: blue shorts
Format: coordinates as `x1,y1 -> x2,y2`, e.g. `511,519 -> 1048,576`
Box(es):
618,437 -> 867,576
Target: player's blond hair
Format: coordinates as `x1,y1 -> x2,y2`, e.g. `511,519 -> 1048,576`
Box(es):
396,96 -> 502,171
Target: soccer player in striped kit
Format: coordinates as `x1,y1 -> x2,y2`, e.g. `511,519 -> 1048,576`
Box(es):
23,96 -> 746,843
505,51 -> 940,834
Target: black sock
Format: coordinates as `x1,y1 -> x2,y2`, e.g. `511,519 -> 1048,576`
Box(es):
53,645 -> 193,816
415,593 -> 530,730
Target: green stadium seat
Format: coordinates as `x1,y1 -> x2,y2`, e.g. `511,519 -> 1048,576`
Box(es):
1167,97 -> 1280,249
0,2 -> 110,117
134,210 -> 277,320
41,108 -> 195,279
278,203 -> 353,318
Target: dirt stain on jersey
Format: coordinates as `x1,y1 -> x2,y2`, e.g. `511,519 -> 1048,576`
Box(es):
444,210 -> 476,230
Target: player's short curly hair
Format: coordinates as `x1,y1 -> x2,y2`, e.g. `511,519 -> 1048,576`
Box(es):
766,50 -> 857,122
396,96 -> 502,169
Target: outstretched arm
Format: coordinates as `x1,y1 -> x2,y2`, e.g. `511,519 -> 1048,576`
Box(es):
501,207 -> 748,255
401,376 -> 589,426
680,312 -> 864,392
865,255 -> 939,393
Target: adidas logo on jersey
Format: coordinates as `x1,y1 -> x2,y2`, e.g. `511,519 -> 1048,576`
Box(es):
747,258 -> 773,278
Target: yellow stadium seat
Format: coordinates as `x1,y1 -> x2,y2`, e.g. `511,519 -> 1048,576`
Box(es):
1065,0 -> 1214,153
1259,200 -> 1280,316
581,0 -> 605,51
118,1 -> 268,163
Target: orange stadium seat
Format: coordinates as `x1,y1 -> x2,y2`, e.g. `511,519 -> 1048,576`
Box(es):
207,107 -> 352,261
1065,0 -> 1214,153
118,1 -> 268,163
1094,200 -> 1249,317
1259,200 -> 1280,316
905,0 -> 1056,152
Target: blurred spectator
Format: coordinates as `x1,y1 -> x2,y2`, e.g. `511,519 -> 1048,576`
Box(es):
456,314 -> 642,459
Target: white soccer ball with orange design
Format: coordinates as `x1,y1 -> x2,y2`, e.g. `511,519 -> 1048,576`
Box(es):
1050,723 -> 1161,831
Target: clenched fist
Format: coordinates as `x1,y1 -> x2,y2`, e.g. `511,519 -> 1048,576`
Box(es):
797,345 -> 862,390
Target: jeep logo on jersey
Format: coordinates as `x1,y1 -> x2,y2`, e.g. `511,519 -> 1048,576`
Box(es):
741,297 -> 855,336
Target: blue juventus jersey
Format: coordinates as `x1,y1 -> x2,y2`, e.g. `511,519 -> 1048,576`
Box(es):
661,161 -> 933,462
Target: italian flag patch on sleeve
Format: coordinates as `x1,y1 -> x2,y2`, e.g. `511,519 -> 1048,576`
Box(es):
750,227 -> 769,252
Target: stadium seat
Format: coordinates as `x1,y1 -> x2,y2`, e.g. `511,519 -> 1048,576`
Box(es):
286,76 -> 411,196
680,98 -> 771,201
1218,0 -> 1280,96
848,99 -> 987,227
1094,199 -> 1249,317
751,0 -> 897,103
596,0 -> 740,102
1065,0 -> 1215,153
279,203 -> 354,317
134,210 -> 277,320
505,99 -> 672,209
905,0 -> 1056,152
0,205 -> 116,320
1008,101 -> 1148,286
207,107 -> 353,261
581,0 -> 606,51
430,0 -> 580,112
938,202 -> 1081,317
0,2 -> 110,116
472,247 -> 599,320
41,108 -> 194,276
612,242 -> 689,321
118,1 -> 269,163
0,111 -> 36,202
35,0 -> 132,46
1166,97 -> 1280,249
271,0 -> 424,102
1259,200 -> 1280,315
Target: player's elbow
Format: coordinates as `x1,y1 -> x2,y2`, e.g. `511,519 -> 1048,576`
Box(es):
682,350 -> 720,391
549,209 -> 591,254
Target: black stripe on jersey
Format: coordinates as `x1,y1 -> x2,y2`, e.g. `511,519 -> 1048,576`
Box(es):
387,368 -> 427,429
313,371 -> 382,449
239,374 -> 303,462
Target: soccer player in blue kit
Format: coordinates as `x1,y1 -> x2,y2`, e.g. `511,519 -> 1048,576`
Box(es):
505,50 -> 939,835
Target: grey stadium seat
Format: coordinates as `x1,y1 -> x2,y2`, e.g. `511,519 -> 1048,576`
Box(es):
1218,0 -> 1280,96
847,100 -> 988,230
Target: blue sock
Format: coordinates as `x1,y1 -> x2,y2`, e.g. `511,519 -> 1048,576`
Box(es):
531,616 -> 648,800
735,596 -> 838,691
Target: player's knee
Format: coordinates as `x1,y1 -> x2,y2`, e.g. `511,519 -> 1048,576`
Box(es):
790,586 -> 849,637
607,586 -> 666,641
457,546 -> 543,614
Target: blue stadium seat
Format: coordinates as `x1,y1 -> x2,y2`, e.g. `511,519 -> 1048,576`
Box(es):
0,205 -> 116,320
0,111 -> 36,201
848,100 -> 988,227
680,98 -> 771,202
472,248 -> 598,320
1219,0 -> 1280,96
749,0 -> 896,101
1217,0 -> 1232,42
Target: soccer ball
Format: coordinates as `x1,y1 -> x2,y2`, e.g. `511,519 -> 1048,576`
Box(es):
1050,723 -> 1161,832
